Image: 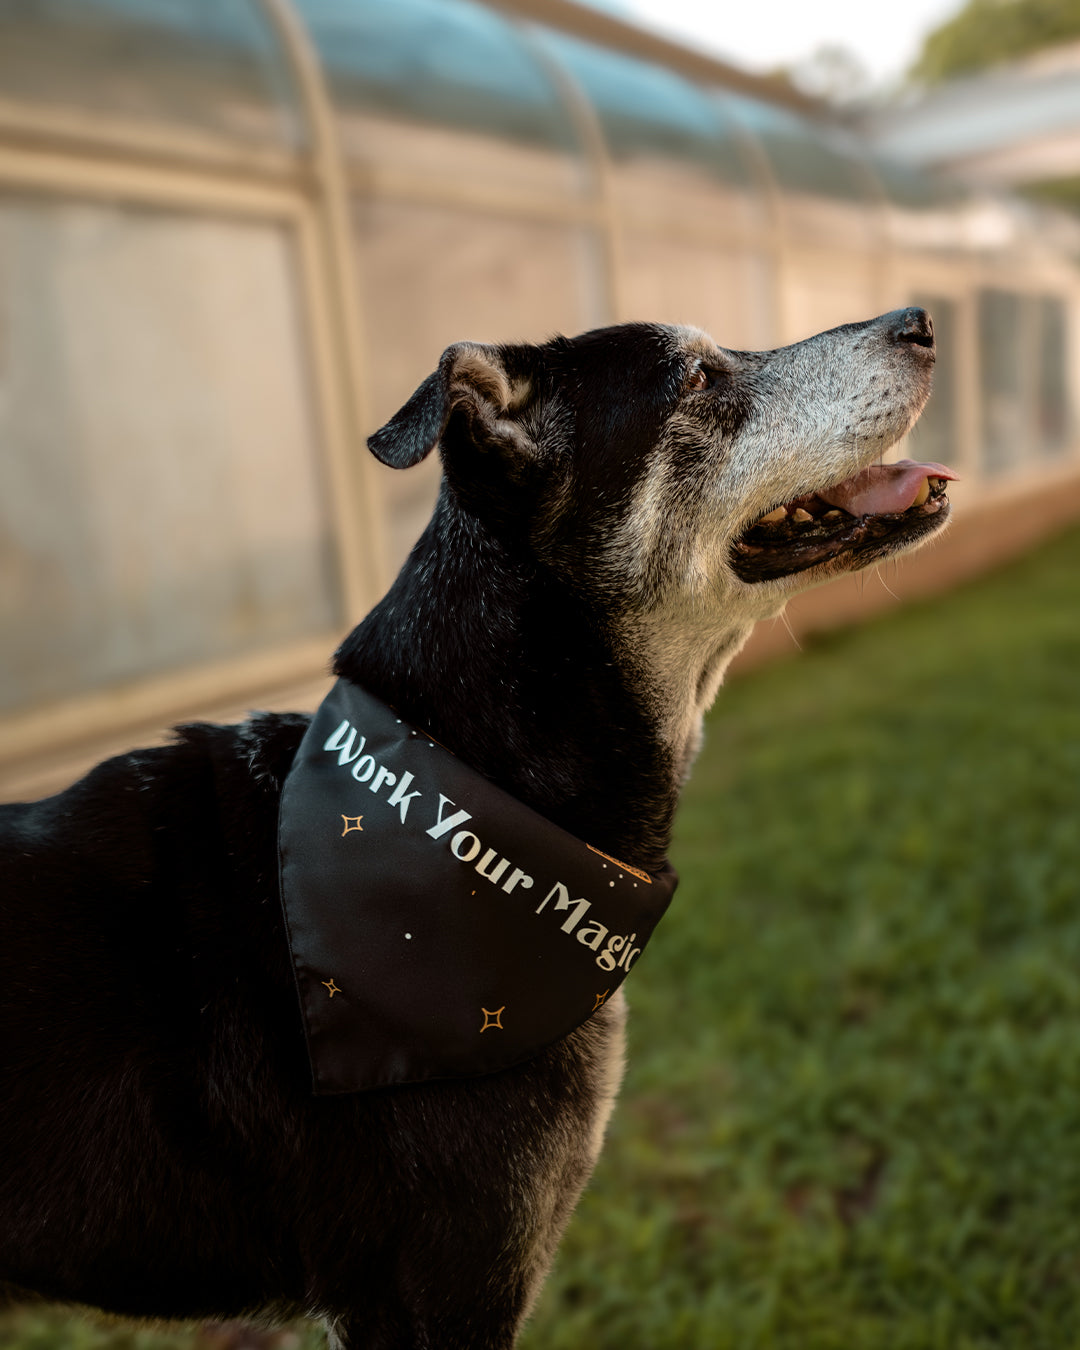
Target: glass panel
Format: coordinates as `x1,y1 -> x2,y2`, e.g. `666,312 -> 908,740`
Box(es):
0,196 -> 338,716
909,294 -> 957,467
732,98 -> 871,200
542,34 -> 764,232
0,0 -> 300,149
977,288 -> 1024,476
782,251 -> 879,341
730,96 -> 879,247
353,198 -> 598,577
879,158 -> 975,254
1036,296 -> 1069,457
295,0 -> 589,203
618,236 -> 776,349
876,157 -> 965,212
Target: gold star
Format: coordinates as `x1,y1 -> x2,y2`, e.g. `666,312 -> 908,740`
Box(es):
480,1006 -> 505,1033
322,978 -> 341,998
593,990 -> 610,1010
341,815 -> 364,835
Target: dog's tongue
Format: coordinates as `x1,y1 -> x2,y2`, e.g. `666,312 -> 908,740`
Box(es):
819,459 -> 959,516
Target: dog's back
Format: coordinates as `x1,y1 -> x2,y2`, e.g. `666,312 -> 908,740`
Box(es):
1,717 -> 303,1311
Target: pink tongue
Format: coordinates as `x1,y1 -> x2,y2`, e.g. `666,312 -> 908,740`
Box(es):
818,459 -> 959,516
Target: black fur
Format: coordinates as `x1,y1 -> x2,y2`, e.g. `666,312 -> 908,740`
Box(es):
1,316 -> 942,1348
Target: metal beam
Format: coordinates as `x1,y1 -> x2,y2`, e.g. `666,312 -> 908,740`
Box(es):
254,0 -> 392,617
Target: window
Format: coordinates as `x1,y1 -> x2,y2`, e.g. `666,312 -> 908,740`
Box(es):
0,197 -> 339,716
354,197 -> 598,576
978,289 -> 1025,475
1036,296 -> 1069,458
977,289 -> 1071,476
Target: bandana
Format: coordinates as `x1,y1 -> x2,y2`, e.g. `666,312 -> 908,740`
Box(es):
277,679 -> 677,1093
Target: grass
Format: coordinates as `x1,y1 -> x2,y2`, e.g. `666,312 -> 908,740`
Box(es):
5,524 -> 1080,1350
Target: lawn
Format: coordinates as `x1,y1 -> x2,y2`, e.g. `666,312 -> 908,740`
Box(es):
5,524 -> 1080,1350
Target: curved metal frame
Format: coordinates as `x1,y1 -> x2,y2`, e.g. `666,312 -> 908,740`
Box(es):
514,18 -> 624,323
255,0 -> 389,613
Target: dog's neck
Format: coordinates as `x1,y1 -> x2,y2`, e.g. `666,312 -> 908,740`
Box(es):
333,495 -> 707,872
622,606 -> 758,786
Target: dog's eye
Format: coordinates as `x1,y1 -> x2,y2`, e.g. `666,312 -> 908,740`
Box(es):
687,364 -> 724,392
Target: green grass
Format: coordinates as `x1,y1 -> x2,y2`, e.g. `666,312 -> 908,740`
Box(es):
6,525 -> 1080,1350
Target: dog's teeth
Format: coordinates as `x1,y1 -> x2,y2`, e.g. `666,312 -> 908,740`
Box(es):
823,510 -> 842,521
928,477 -> 945,491
792,508 -> 813,523
758,506 -> 787,524
911,478 -> 931,507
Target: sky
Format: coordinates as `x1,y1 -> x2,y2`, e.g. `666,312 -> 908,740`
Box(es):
590,0 -> 970,92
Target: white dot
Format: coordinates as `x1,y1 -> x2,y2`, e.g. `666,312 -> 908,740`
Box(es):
609,880 -> 615,887
405,932 -> 412,940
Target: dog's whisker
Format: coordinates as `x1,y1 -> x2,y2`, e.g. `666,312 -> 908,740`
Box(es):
779,608 -> 802,652
874,566 -> 901,602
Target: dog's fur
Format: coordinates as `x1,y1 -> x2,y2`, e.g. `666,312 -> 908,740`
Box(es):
0,311 -> 944,1348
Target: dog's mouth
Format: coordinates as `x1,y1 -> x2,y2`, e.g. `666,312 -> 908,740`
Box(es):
730,459 -> 958,583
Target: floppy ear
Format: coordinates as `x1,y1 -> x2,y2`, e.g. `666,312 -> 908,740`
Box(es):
368,342 -> 537,470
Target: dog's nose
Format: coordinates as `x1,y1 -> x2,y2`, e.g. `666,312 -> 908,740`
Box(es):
885,307 -> 935,350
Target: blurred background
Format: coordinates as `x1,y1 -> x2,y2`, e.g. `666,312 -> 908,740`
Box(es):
3,3 -> 1080,1348
2,0 -> 1080,800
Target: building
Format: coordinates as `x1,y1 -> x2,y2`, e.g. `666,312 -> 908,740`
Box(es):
2,0 -> 1079,800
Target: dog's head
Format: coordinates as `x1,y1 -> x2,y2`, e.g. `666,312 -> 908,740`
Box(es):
370,312 -> 949,619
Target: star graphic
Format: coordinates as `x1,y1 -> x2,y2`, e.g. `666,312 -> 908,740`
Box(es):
480,1006 -> 505,1033
593,990 -> 610,1010
341,815 -> 364,835
322,978 -> 341,998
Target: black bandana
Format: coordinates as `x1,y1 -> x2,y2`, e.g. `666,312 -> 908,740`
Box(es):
277,680 -> 677,1093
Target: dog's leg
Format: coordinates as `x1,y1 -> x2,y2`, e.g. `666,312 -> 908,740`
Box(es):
319,1249 -> 545,1350
316,1000 -> 628,1350
325,1294 -> 525,1350
322,1234 -> 563,1350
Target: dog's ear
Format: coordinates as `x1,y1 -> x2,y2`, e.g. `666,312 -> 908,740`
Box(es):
368,342 -> 537,470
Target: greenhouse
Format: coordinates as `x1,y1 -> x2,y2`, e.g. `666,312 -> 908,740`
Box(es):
1,0 -> 1078,787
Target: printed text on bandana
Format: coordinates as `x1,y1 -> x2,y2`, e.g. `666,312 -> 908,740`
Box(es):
323,718 -> 642,972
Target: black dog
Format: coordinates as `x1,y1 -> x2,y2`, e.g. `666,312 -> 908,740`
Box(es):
1,313 -> 949,1348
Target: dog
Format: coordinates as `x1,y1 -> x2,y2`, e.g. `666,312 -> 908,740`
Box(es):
0,309 -> 950,1348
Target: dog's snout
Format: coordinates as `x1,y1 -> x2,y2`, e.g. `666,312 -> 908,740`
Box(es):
886,306 -> 935,351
